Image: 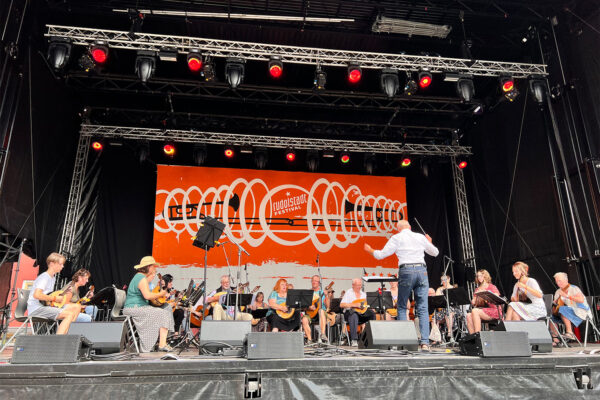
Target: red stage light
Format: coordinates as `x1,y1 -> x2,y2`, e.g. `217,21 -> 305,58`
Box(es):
347,66 -> 362,84
285,150 -> 296,162
163,144 -> 175,157
269,63 -> 283,78
224,147 -> 235,158
401,158 -> 412,167
91,141 -> 103,151
91,48 -> 108,64
502,79 -> 514,92
458,160 -> 468,169
187,56 -> 203,72
418,72 -> 432,89
340,153 -> 350,164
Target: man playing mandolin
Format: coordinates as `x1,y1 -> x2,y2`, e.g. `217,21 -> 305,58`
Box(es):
205,275 -> 254,322
550,272 -> 592,344
340,278 -> 375,346
301,275 -> 331,343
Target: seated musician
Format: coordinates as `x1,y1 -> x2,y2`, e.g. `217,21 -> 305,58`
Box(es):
433,275 -> 459,339
250,291 -> 267,332
466,269 -> 501,334
505,261 -> 546,321
340,278 -> 375,346
266,278 -> 301,332
205,275 -> 254,322
122,256 -> 175,352
384,281 -> 412,320
26,252 -> 80,334
61,268 -> 97,322
550,272 -> 592,342
301,275 -> 330,343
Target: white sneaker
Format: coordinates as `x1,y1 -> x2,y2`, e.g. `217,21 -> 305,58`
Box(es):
351,340 -> 358,347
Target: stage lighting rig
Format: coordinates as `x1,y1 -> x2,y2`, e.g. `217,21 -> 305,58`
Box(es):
224,146 -> 235,158
135,51 -> 156,82
380,69 -> 399,98
340,152 -> 351,164
137,141 -> 150,164
163,142 -> 176,157
404,73 -> 418,96
364,153 -> 377,175
418,71 -> 432,89
90,42 -> 109,64
202,59 -> 216,81
225,58 -> 245,89
457,160 -> 468,169
529,78 -> 547,105
500,76 -> 518,102
306,150 -> 319,172
314,67 -> 327,90
187,51 -> 203,72
193,143 -> 207,165
254,148 -> 268,169
268,57 -> 283,78
456,77 -> 475,102
347,64 -> 362,84
285,148 -> 296,162
91,139 -> 103,152
47,37 -> 71,70
401,157 -> 412,167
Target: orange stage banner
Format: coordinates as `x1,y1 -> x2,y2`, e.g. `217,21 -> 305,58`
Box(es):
153,166 -> 407,273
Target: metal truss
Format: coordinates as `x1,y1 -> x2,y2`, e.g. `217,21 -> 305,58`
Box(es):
451,156 -> 477,275
65,72 -> 474,114
59,134 -> 91,260
81,124 -> 472,156
47,25 -> 547,77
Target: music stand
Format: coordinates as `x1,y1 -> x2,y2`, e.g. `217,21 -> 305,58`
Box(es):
225,294 -> 253,309
442,288 -> 471,307
250,308 -> 269,319
367,291 -> 393,314
286,289 -> 314,309
427,295 -> 447,315
474,290 -> 508,319
328,298 -> 342,314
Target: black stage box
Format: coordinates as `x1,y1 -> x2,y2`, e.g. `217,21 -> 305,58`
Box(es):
68,322 -> 127,354
459,331 -> 531,357
497,320 -> 553,353
11,334 -> 92,364
199,320 -> 251,353
358,320 -> 419,351
246,332 -> 304,360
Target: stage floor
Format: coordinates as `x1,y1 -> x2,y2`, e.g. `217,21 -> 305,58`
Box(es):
1,343 -> 600,399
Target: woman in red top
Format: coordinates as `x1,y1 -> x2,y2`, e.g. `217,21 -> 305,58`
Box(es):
466,269 -> 502,334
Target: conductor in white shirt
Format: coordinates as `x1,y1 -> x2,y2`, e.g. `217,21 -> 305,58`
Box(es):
364,220 -> 439,350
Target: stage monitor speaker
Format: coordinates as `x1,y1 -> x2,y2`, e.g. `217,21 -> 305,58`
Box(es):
459,331 -> 531,357
11,334 -> 92,364
358,320 -> 419,351
497,321 -> 553,353
199,320 -> 251,353
68,322 -> 127,354
246,332 -> 304,360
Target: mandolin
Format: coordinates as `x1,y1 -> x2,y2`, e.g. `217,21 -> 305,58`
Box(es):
552,284 -> 570,316
150,273 -> 173,307
516,277 -> 532,304
351,298 -> 369,315
77,285 -> 95,312
46,282 -> 74,308
306,281 -> 334,319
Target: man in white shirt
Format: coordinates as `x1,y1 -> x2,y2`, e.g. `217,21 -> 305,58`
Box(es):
26,252 -> 81,334
364,220 -> 439,350
205,275 -> 253,322
340,278 -> 375,346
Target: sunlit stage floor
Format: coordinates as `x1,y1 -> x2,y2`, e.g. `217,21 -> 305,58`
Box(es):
1,341 -> 600,399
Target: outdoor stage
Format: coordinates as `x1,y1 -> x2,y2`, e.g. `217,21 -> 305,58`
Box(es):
0,344 -> 599,399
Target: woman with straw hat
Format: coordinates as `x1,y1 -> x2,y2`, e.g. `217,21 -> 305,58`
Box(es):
123,256 -> 175,352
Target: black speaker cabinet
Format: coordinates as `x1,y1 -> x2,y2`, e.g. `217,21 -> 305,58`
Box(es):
497,320 -> 553,353
68,322 -> 128,354
246,332 -> 304,360
460,331 -> 531,357
358,320 -> 419,351
199,320 -> 251,353
11,335 -> 92,364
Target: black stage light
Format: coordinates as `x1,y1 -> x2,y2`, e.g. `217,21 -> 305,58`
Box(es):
135,51 -> 156,82
254,148 -> 268,169
306,150 -> 319,172
138,141 -> 150,164
380,69 -> 399,98
187,51 -> 203,73
193,144 -> 207,165
225,58 -> 245,89
500,75 -> 518,102
364,153 -> 377,175
268,57 -> 283,78
347,64 -> 362,84
47,38 -> 72,70
418,71 -> 433,89
90,42 -> 109,64
404,72 -> 418,96
285,148 -> 296,162
314,67 -> 327,90
530,79 -> 547,105
457,77 -> 475,102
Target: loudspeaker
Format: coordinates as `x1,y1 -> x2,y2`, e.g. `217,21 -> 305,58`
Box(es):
246,332 -> 304,360
497,321 -> 553,353
358,320 -> 419,351
199,320 -> 251,353
68,322 -> 127,354
459,331 -> 531,357
11,335 -> 92,364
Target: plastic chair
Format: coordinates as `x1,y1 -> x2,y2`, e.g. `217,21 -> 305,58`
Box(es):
109,288 -> 140,353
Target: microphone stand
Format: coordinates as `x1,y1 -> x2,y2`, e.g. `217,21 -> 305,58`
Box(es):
222,225 -> 250,321
440,255 -> 457,346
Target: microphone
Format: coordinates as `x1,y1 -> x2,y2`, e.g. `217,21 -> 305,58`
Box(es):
316,254 -> 320,264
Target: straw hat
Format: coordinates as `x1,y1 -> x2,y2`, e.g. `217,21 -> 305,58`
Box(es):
134,256 -> 159,269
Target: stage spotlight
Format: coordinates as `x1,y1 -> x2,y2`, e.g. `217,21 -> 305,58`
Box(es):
401,157 -> 412,167
135,51 -> 156,82
530,79 -> 547,104
364,153 -> 377,175
224,146 -> 235,158
225,58 -> 245,89
193,144 -> 207,165
404,73 -> 418,96
418,71 -> 432,89
90,42 -> 109,64
340,152 -> 351,164
457,77 -> 475,102
91,140 -> 103,152
380,69 -> 399,98
306,150 -> 319,172
202,60 -> 216,81
138,141 -> 150,164
347,64 -> 362,84
285,148 -> 296,162
314,67 -> 327,90
47,38 -> 71,70
458,160 -> 468,169
254,148 -> 268,169
500,76 -> 518,102
163,143 -> 176,157
472,103 -> 484,115
322,149 -> 335,159
187,51 -> 203,72
268,57 -> 283,78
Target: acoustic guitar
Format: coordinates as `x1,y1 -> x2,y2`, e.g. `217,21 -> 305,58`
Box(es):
77,285 -> 95,312
552,284 -> 570,316
305,281 -> 334,319
150,273 -> 173,307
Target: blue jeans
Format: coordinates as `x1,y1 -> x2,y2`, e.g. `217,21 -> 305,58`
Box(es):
396,265 -> 430,344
